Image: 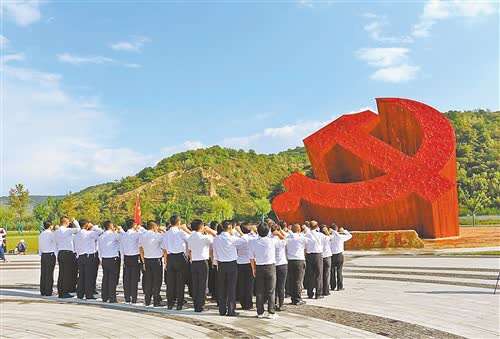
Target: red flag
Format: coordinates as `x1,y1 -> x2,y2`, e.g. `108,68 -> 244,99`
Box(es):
134,194 -> 142,225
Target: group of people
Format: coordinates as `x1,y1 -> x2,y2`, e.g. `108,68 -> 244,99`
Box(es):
39,215 -> 352,319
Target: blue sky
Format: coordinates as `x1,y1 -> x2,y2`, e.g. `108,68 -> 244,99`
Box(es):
1,0 -> 498,195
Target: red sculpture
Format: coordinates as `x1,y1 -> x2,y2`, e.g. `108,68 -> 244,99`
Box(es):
272,98 -> 459,239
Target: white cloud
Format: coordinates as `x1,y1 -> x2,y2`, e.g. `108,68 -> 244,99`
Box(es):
2,58 -> 151,194
371,64 -> 420,83
110,36 -> 151,52
297,0 -> 314,8
412,0 -> 497,38
363,15 -> 413,44
161,140 -> 205,156
57,53 -> 114,65
1,0 -> 43,26
0,35 -> 9,47
1,53 -> 25,63
356,47 -> 409,67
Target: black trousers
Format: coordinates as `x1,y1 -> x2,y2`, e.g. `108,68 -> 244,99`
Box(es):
305,253 -> 323,298
255,264 -> 276,315
322,256 -> 332,295
237,263 -> 254,310
217,260 -> 238,316
57,250 -> 76,296
143,257 -> 163,305
123,254 -> 141,303
208,259 -> 217,299
77,253 -> 98,299
166,253 -> 188,306
331,253 -> 344,290
191,260 -> 208,311
40,252 -> 56,296
94,255 -> 100,293
287,260 -> 305,303
275,264 -> 288,308
101,257 -> 120,302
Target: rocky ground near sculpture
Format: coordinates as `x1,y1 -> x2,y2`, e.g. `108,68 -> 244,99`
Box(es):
1,250 -> 499,338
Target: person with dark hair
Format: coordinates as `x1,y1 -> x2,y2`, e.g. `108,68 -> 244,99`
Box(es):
286,223 -> 307,305
74,219 -> 103,300
273,223 -> 288,311
212,220 -> 247,316
304,220 -> 326,299
330,224 -> 352,291
320,225 -> 332,296
39,221 -> 57,296
98,221 -> 123,303
121,221 -> 146,304
235,222 -> 257,310
54,217 -> 80,298
249,222 -> 286,319
139,221 -> 165,307
187,219 -> 216,312
163,215 -> 191,310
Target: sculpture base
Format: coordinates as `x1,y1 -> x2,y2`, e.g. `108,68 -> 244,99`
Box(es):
345,230 -> 424,250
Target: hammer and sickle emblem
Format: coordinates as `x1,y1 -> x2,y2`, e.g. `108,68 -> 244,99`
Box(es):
272,98 -> 459,238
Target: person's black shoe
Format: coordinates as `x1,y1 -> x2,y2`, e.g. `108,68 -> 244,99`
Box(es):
108,299 -> 117,303
226,312 -> 239,317
323,292 -> 330,296
277,305 -> 286,311
60,293 -> 73,299
176,304 -> 183,310
167,304 -> 174,310
337,287 -> 344,291
314,294 -> 324,299
194,307 -> 204,312
86,297 -> 97,300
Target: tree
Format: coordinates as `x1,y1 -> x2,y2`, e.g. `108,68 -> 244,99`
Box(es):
0,205 -> 15,230
8,184 -> 30,224
459,174 -> 491,226
211,198 -> 234,221
152,202 -> 170,224
78,195 -> 101,223
254,198 -> 271,221
60,193 -> 78,218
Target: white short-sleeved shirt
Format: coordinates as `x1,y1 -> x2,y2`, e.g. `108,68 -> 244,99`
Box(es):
213,232 -> 247,263
39,230 -> 57,254
305,229 -> 325,254
139,230 -> 164,259
249,236 -> 282,265
121,227 -> 146,256
98,230 -> 121,258
187,232 -> 213,261
286,232 -> 307,260
331,230 -> 352,254
322,234 -> 332,258
74,228 -> 102,256
236,233 -> 257,264
274,235 -> 288,265
54,224 -> 80,252
163,226 -> 189,254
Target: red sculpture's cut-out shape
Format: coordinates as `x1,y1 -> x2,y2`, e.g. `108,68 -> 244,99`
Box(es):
272,98 -> 459,239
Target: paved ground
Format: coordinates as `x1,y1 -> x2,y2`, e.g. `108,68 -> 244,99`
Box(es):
1,253 -> 499,338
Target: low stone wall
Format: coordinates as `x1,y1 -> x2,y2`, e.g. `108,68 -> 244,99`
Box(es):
345,230 -> 424,250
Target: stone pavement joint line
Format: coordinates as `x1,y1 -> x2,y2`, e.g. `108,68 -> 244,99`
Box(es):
287,304 -> 466,339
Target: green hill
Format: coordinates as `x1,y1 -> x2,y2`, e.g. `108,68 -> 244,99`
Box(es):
36,109 -> 499,225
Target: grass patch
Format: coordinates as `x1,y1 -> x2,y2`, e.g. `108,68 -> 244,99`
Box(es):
5,231 -> 39,254
444,251 -> 500,256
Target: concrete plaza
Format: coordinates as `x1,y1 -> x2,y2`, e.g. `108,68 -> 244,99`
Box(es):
1,252 -> 499,338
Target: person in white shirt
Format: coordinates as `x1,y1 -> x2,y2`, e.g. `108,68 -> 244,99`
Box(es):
212,220 -> 247,316
39,221 -> 57,296
330,224 -> 352,291
273,222 -> 288,311
54,216 -> 80,298
74,219 -> 102,300
139,221 -> 165,307
235,222 -> 257,310
98,221 -> 123,303
186,219 -> 216,312
121,220 -> 146,304
320,225 -> 332,296
249,222 -> 285,319
304,220 -> 326,299
163,215 -> 191,310
286,223 -> 308,305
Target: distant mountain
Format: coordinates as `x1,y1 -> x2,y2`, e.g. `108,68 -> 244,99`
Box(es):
39,109 -> 499,224
0,195 -> 64,211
